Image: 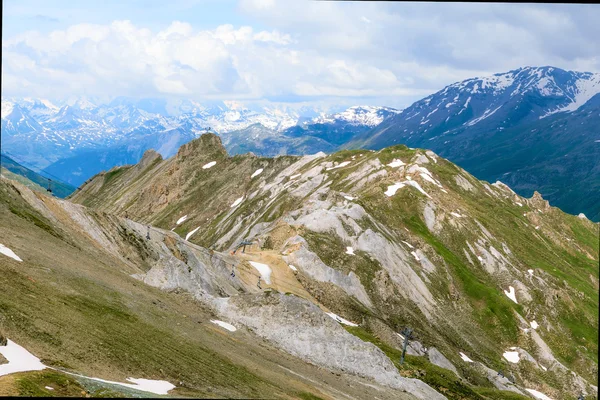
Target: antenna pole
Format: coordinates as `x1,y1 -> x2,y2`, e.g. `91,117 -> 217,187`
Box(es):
399,327 -> 413,366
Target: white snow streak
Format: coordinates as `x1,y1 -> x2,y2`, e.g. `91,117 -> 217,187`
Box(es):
385,183 -> 406,197
503,351 -> 520,363
387,159 -> 405,168
459,352 -> 473,363
525,389 -> 553,400
0,339 -> 46,377
345,247 -> 355,255
211,320 -> 237,332
326,161 -> 351,171
326,312 -> 358,327
249,261 -> 272,284
405,180 -> 432,198
465,105 -> 502,127
0,338 -> 175,395
176,215 -> 188,225
185,226 -> 200,241
202,161 -> 216,169
251,168 -> 264,178
230,196 -> 244,208
504,286 -> 518,304
530,320 -> 538,329
0,244 -> 22,262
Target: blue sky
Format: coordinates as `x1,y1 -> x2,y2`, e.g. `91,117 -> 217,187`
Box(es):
2,1 -> 260,35
3,1 -> 600,110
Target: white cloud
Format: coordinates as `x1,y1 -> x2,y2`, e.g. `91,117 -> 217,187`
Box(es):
2,1 -> 599,109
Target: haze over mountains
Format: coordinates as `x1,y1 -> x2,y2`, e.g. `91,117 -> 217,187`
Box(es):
1,66 -> 599,220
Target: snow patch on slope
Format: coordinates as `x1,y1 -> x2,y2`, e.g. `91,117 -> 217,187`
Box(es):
504,286 -> 518,303
326,312 -> 359,327
211,320 -> 237,332
0,244 -> 22,262
249,261 -> 272,284
185,226 -> 200,241
0,339 -> 46,376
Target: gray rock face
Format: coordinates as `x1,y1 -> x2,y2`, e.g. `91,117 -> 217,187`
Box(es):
475,362 -> 525,395
423,202 -> 437,232
454,174 -> 476,192
125,221 -> 244,298
282,236 -> 373,308
427,348 -> 459,376
356,229 -> 436,319
211,292 -> 446,400
340,158 -> 386,191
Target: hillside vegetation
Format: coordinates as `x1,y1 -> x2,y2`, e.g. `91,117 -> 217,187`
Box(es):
66,133 -> 599,399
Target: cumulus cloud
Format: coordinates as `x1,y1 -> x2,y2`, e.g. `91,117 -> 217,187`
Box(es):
2,1 -> 599,109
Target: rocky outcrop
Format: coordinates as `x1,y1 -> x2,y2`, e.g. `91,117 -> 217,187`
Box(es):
211,292 -> 446,400
475,362 -> 525,395
282,236 -> 373,308
427,348 -> 459,376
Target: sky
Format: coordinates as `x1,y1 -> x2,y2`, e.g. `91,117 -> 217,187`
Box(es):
2,0 -> 600,110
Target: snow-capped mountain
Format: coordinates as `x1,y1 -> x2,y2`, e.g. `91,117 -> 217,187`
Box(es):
0,98 -> 303,169
349,66 -> 600,221
2,95 -> 398,187
1,103 -> 43,134
351,66 -> 600,149
310,106 -> 400,127
1,97 -> 397,172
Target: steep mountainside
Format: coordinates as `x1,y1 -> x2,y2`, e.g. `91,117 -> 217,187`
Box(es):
215,106 -> 400,158
70,133 -> 599,400
0,154 -> 76,198
1,176 -> 433,400
346,66 -> 600,221
220,124 -> 337,157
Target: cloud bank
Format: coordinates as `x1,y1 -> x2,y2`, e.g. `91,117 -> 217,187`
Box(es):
2,1 -> 599,108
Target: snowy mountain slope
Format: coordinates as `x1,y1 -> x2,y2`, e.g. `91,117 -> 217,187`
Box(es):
311,105 -> 400,127
1,96 -> 398,186
0,98 -> 311,170
347,66 -> 600,221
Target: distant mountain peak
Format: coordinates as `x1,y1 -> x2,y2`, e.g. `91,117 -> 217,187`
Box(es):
310,105 -> 400,127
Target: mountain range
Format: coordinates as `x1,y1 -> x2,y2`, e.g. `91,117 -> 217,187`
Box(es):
346,66 -> 600,221
1,97 -> 396,186
8,132 -> 592,399
1,66 -> 599,221
1,132 -> 597,398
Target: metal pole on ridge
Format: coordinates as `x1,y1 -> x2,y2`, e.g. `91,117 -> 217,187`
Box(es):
399,327 -> 413,366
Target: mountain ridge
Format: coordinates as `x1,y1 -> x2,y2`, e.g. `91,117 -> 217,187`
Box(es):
345,66 -> 600,221
67,133 -> 598,399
